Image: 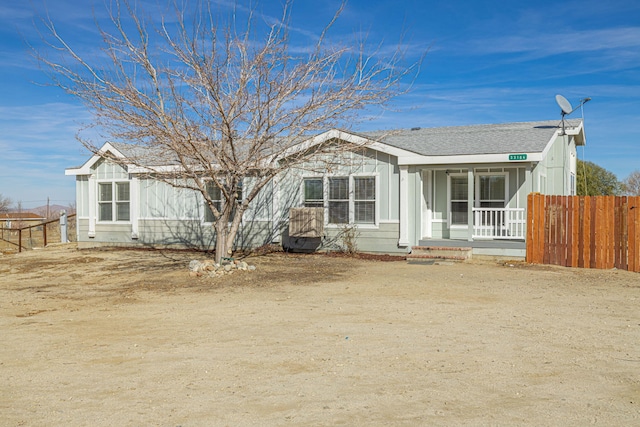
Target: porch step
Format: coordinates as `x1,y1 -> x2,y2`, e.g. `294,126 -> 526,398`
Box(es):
407,246 -> 473,262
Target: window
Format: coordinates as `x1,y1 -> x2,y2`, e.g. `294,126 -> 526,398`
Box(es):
328,177 -> 349,224
98,182 -> 130,222
477,175 -> 506,208
302,176 -> 376,226
476,174 -> 506,226
204,180 -> 243,223
354,177 -> 375,224
303,178 -> 324,208
450,175 -> 468,225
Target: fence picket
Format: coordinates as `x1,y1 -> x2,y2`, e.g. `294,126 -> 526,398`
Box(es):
526,194 -> 639,273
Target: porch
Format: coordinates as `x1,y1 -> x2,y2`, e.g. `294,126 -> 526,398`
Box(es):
419,206 -> 526,258
414,166 -> 530,252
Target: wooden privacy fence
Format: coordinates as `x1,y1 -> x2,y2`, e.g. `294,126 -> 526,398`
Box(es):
526,194 -> 640,272
0,213 -> 76,253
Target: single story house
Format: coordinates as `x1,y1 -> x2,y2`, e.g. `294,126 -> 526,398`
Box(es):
66,119 -> 585,257
1,212 -> 46,229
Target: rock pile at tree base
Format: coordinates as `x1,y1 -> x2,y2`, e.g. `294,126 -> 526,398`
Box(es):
188,259 -> 256,278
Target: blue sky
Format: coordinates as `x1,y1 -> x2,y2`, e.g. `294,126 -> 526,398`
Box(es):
1,0 -> 639,209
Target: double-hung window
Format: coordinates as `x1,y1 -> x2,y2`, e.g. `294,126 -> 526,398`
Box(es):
303,176 -> 376,225
303,178 -> 324,208
98,182 -> 130,221
354,177 -> 375,224
328,177 -> 349,224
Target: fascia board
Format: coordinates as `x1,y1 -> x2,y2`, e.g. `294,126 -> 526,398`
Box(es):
281,129 -> 411,160
65,142 -> 127,175
128,164 -> 185,174
565,121 -> 585,145
397,152 -> 543,166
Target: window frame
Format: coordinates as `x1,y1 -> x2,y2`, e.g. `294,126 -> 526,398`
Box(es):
303,177 -> 324,208
97,180 -> 131,223
448,173 -> 469,228
475,172 -> 508,209
353,176 -> 376,225
301,174 -> 379,228
328,176 -> 350,225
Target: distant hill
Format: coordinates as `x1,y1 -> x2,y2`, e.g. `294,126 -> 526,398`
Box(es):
10,204 -> 74,219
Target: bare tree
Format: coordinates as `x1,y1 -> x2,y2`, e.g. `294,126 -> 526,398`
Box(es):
36,0 -> 420,262
0,194 -> 11,213
622,170 -> 640,196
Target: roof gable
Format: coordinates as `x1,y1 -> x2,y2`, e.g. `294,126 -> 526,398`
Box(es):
65,143 -> 127,176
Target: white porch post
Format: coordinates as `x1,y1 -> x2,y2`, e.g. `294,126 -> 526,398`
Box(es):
130,175 -> 139,239
398,165 -> 410,247
88,174 -> 96,238
422,170 -> 433,239
467,168 -> 474,242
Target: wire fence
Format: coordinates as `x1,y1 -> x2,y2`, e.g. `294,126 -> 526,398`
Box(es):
0,213 -> 76,254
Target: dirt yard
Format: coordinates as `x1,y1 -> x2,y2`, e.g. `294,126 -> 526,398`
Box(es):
1,245 -> 639,426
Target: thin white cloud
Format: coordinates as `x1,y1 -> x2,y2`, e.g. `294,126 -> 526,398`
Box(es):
468,27 -> 640,57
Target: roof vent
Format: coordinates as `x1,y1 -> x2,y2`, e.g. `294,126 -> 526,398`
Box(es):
410,127 -> 421,131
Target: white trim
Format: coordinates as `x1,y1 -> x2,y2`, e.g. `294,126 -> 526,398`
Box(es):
421,170 -> 433,239
398,165 -> 409,247
447,172 -> 468,229
65,142 -> 127,175
539,131 -> 561,161
284,129 -> 413,161
130,175 -> 139,239
397,152 -> 544,166
88,174 -> 96,237
474,171 -> 509,208
301,173 -> 380,228
95,180 -> 132,224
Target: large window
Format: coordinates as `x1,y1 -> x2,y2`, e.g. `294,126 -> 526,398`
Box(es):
477,175 -> 506,208
98,182 -> 130,221
303,176 -> 376,225
450,175 -> 468,225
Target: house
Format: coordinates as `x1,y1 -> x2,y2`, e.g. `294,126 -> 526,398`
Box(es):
65,119 -> 585,257
1,212 -> 46,229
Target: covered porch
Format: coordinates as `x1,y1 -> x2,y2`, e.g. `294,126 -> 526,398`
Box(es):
399,165 -> 532,252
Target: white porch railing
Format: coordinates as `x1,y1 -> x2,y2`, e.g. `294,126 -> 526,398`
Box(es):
472,207 -> 526,239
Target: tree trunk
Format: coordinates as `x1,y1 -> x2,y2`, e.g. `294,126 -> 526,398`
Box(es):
214,221 -> 230,264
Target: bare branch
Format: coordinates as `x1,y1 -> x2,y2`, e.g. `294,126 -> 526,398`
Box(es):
36,0 -> 423,262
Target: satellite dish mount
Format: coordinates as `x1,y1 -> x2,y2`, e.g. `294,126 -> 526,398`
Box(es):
555,94 -> 591,135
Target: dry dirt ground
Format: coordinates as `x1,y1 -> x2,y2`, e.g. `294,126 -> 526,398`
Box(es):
1,244 -> 640,426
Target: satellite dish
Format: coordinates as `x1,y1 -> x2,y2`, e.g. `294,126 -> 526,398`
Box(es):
555,94 -> 573,116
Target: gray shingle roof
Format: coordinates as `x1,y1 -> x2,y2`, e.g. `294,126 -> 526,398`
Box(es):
359,120 -> 581,156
